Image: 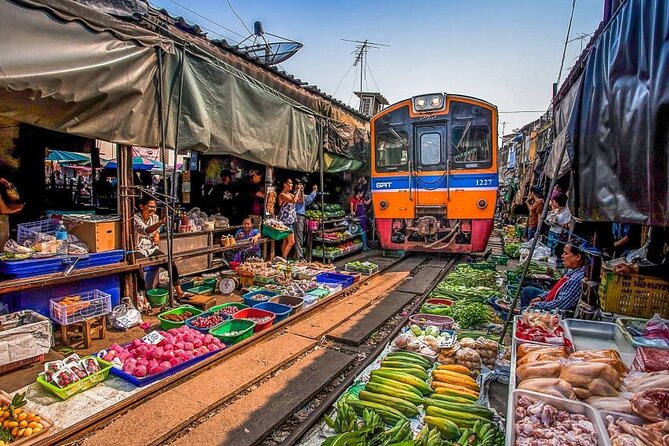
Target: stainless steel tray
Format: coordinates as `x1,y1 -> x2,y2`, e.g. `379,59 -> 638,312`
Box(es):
506,389 -> 610,446
564,319 -> 637,366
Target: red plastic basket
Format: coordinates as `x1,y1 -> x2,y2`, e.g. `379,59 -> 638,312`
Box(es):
0,354 -> 44,375
233,308 -> 276,332
425,298 -> 454,306
409,313 -> 454,330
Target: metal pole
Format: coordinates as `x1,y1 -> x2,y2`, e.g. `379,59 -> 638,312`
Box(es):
498,139 -> 569,342
157,49 -> 175,308
172,44 -> 186,200
319,119 -> 326,262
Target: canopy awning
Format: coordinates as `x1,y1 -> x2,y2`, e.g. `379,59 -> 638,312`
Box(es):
104,156 -> 157,171
45,150 -> 90,164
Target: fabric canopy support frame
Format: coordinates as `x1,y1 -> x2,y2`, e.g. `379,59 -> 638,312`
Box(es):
0,0 -> 329,172
552,0 -> 669,226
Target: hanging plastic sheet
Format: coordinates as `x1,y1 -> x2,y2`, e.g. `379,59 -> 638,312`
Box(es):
555,0 -> 669,226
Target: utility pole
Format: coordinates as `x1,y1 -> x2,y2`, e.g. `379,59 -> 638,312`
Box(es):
341,38 -> 389,92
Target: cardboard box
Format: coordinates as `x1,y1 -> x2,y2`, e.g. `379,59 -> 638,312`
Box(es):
64,216 -> 121,253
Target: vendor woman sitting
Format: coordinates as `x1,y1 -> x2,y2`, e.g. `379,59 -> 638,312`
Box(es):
133,195 -> 183,297
520,243 -> 587,311
232,216 -> 262,262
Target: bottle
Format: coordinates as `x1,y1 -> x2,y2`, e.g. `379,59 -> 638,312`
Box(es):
55,221 -> 69,256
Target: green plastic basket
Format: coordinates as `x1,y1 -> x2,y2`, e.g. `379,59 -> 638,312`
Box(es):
146,288 -> 168,307
491,254 -> 509,266
209,319 -> 255,345
261,224 -> 292,241
189,285 -> 214,295
36,357 -> 112,400
157,306 -> 203,330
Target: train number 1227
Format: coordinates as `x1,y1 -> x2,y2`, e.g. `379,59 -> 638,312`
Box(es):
475,179 -> 493,186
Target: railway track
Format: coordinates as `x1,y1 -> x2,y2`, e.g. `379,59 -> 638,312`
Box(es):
58,253 -> 462,446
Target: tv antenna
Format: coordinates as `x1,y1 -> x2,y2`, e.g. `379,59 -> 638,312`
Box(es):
341,39 -> 389,92
237,21 -> 303,65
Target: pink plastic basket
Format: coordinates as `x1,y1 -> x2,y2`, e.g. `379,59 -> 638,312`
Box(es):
409,313 -> 454,330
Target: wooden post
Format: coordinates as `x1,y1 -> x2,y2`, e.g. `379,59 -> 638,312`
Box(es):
118,144 -> 138,301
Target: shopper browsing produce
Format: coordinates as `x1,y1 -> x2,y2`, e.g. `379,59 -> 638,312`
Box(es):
278,178 -> 298,258
545,193 -> 572,258
520,243 -> 586,311
349,187 -> 371,251
293,179 -> 317,260
133,195 -> 183,297
525,185 -> 544,240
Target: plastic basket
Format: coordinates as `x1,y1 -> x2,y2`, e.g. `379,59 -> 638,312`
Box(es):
242,290 -> 277,307
0,354 -> 45,375
261,224 -> 292,241
270,295 -> 305,315
146,288 -> 168,307
210,302 -> 249,317
185,311 -> 229,333
425,298 -> 454,306
598,268 -> 669,318
189,285 -> 214,295
469,261 -> 497,270
316,272 -> 354,288
36,357 -> 112,400
50,289 -> 112,325
17,218 -> 61,245
491,254 -> 509,265
252,301 -> 292,323
157,306 -> 203,330
210,319 -> 255,345
409,313 -> 454,330
233,308 -> 276,332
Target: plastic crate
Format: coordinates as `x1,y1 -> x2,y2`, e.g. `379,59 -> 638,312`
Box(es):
185,311 -> 229,333
598,268 -> 669,318
189,285 -> 214,295
270,295 -> 305,314
50,290 -> 111,325
242,290 -> 276,307
36,357 -> 112,400
0,250 -> 125,279
261,224 -> 292,241
316,272 -> 354,288
157,306 -> 203,330
17,218 -> 61,245
252,301 -> 292,323
210,319 -> 255,345
233,308 -> 276,332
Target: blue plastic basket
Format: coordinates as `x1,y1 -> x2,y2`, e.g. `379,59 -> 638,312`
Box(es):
315,272 -> 354,288
242,290 -> 277,307
184,311 -> 229,334
0,250 -> 125,279
252,301 -> 292,323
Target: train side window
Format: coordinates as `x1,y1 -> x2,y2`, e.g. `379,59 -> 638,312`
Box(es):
376,130 -> 409,170
420,132 -> 441,166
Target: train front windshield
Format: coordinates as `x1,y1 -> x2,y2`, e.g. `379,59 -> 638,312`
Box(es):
375,106 -> 410,172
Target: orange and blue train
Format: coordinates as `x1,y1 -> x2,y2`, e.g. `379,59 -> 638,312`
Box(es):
371,93 -> 498,253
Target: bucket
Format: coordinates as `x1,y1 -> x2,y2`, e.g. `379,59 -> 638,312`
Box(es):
146,288 -> 168,308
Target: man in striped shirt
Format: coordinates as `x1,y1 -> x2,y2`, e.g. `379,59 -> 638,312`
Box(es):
520,244 -> 587,311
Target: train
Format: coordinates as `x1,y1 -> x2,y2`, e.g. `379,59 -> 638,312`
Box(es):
370,92 -> 498,253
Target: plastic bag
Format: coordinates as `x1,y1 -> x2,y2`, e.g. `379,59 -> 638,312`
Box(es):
519,240 -> 550,263
645,314 -> 669,342
109,297 -> 143,330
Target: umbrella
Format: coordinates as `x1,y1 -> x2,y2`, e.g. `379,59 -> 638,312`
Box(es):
46,150 -> 90,165
104,156 -> 158,171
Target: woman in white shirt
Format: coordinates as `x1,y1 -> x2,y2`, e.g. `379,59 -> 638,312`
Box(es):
133,195 -> 183,297
546,193 -> 572,258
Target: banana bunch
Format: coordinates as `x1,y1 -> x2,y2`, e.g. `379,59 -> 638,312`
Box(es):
414,425 -> 443,446
324,400 -> 358,433
455,420 -> 504,446
380,418 -> 412,444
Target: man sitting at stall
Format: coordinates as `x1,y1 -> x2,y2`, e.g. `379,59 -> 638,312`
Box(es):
520,243 -> 587,311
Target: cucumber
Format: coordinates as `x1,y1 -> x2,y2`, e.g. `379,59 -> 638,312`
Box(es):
365,382 -> 424,406
380,364 -> 429,381
424,398 -> 493,420
368,376 -> 423,397
370,370 -> 431,395
359,390 -> 419,417
385,352 -> 432,369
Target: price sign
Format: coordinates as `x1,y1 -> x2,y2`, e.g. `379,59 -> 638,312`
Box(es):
142,330 -> 165,345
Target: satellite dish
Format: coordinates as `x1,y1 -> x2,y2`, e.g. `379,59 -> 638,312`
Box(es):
237,21 -> 303,65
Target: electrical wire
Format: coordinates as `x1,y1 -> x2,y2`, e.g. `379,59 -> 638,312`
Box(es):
153,0 -> 246,40
333,63 -> 356,97
556,0 -> 577,88
226,0 -> 253,36
365,59 -> 382,92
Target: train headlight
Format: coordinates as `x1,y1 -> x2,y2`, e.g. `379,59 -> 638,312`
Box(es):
477,199 -> 488,209
413,94 -> 445,112
379,200 -> 389,210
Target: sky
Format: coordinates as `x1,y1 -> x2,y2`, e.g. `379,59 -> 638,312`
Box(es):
149,0 -> 604,136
